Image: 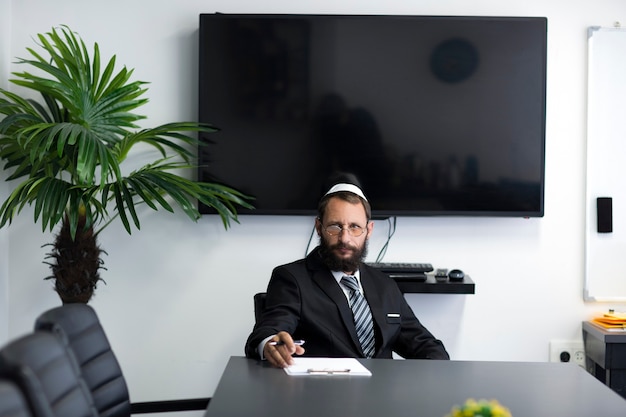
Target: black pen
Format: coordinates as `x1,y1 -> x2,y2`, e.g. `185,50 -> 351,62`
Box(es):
269,340 -> 305,346
307,368 -> 351,374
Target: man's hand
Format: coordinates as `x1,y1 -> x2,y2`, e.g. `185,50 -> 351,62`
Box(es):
263,331 -> 305,368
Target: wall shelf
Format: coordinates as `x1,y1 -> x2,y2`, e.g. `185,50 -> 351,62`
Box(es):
393,275 -> 475,294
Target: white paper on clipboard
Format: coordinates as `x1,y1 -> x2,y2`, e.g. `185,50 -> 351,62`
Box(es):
284,357 -> 372,376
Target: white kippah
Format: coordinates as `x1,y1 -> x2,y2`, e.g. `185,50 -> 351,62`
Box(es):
324,183 -> 367,201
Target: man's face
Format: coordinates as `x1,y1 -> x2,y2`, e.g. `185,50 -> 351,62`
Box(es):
316,197 -> 373,274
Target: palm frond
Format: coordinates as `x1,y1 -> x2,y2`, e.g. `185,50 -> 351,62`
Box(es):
114,122 -> 218,163
98,159 -> 253,234
0,25 -> 253,239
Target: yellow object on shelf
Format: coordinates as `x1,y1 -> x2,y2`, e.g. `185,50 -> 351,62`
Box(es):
603,310 -> 626,320
592,318 -> 626,329
592,310 -> 626,329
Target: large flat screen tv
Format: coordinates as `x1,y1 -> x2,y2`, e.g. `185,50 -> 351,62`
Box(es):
198,14 -> 547,217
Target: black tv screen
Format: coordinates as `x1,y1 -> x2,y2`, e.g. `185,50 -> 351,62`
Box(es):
198,14 -> 547,217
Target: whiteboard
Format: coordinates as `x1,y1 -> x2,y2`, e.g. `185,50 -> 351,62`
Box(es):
585,27 -> 626,301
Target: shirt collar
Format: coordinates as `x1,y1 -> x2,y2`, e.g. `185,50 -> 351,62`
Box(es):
331,270 -> 362,287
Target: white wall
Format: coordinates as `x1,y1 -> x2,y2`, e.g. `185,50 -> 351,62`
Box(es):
2,0 -> 626,415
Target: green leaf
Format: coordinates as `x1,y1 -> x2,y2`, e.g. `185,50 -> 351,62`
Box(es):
0,25 -> 254,237
112,182 -> 131,234
119,180 -> 140,229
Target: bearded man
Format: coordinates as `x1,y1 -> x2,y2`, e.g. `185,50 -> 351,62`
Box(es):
244,181 -> 449,368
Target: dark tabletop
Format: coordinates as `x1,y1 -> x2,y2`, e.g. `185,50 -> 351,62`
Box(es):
204,356 -> 626,417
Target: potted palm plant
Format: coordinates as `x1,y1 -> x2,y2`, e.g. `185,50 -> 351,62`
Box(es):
0,25 -> 253,303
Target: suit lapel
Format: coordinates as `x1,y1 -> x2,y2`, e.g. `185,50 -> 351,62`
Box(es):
311,269 -> 361,345
305,248 -> 369,356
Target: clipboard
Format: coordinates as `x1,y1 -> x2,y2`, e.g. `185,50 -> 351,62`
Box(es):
284,357 -> 372,376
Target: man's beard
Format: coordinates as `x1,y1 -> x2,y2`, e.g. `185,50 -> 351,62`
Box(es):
318,235 -> 368,273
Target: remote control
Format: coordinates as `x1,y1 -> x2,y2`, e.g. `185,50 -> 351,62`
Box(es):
435,268 -> 448,282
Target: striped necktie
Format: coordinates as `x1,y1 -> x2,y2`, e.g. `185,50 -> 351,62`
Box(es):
341,275 -> 375,358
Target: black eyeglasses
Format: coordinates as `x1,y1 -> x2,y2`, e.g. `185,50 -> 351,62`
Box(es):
323,224 -> 366,237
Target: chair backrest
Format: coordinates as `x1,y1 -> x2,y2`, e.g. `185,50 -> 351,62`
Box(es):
34,304 -> 131,417
0,378 -> 33,417
253,292 -> 267,322
0,332 -> 96,417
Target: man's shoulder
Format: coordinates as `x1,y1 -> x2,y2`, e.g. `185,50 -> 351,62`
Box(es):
360,262 -> 391,278
274,257 -> 307,271
360,263 -> 401,291
272,248 -> 329,279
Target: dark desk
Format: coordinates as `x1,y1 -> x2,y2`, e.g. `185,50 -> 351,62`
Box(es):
204,357 -> 626,417
583,320 -> 626,398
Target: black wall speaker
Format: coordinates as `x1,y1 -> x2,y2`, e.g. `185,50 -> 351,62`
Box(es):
597,197 -> 613,233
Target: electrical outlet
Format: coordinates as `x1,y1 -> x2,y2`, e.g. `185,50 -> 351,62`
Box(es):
549,340 -> 586,367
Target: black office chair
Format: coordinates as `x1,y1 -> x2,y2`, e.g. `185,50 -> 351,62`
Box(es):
0,378 -> 33,417
0,331 -> 97,417
34,303 -> 210,416
253,292 -> 267,322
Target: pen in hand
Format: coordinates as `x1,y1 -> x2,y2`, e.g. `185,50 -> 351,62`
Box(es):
269,340 -> 305,346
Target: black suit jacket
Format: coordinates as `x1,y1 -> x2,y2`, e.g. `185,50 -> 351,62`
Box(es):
245,247 -> 449,360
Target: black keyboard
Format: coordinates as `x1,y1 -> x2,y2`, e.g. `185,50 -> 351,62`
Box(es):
366,262 -> 434,274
